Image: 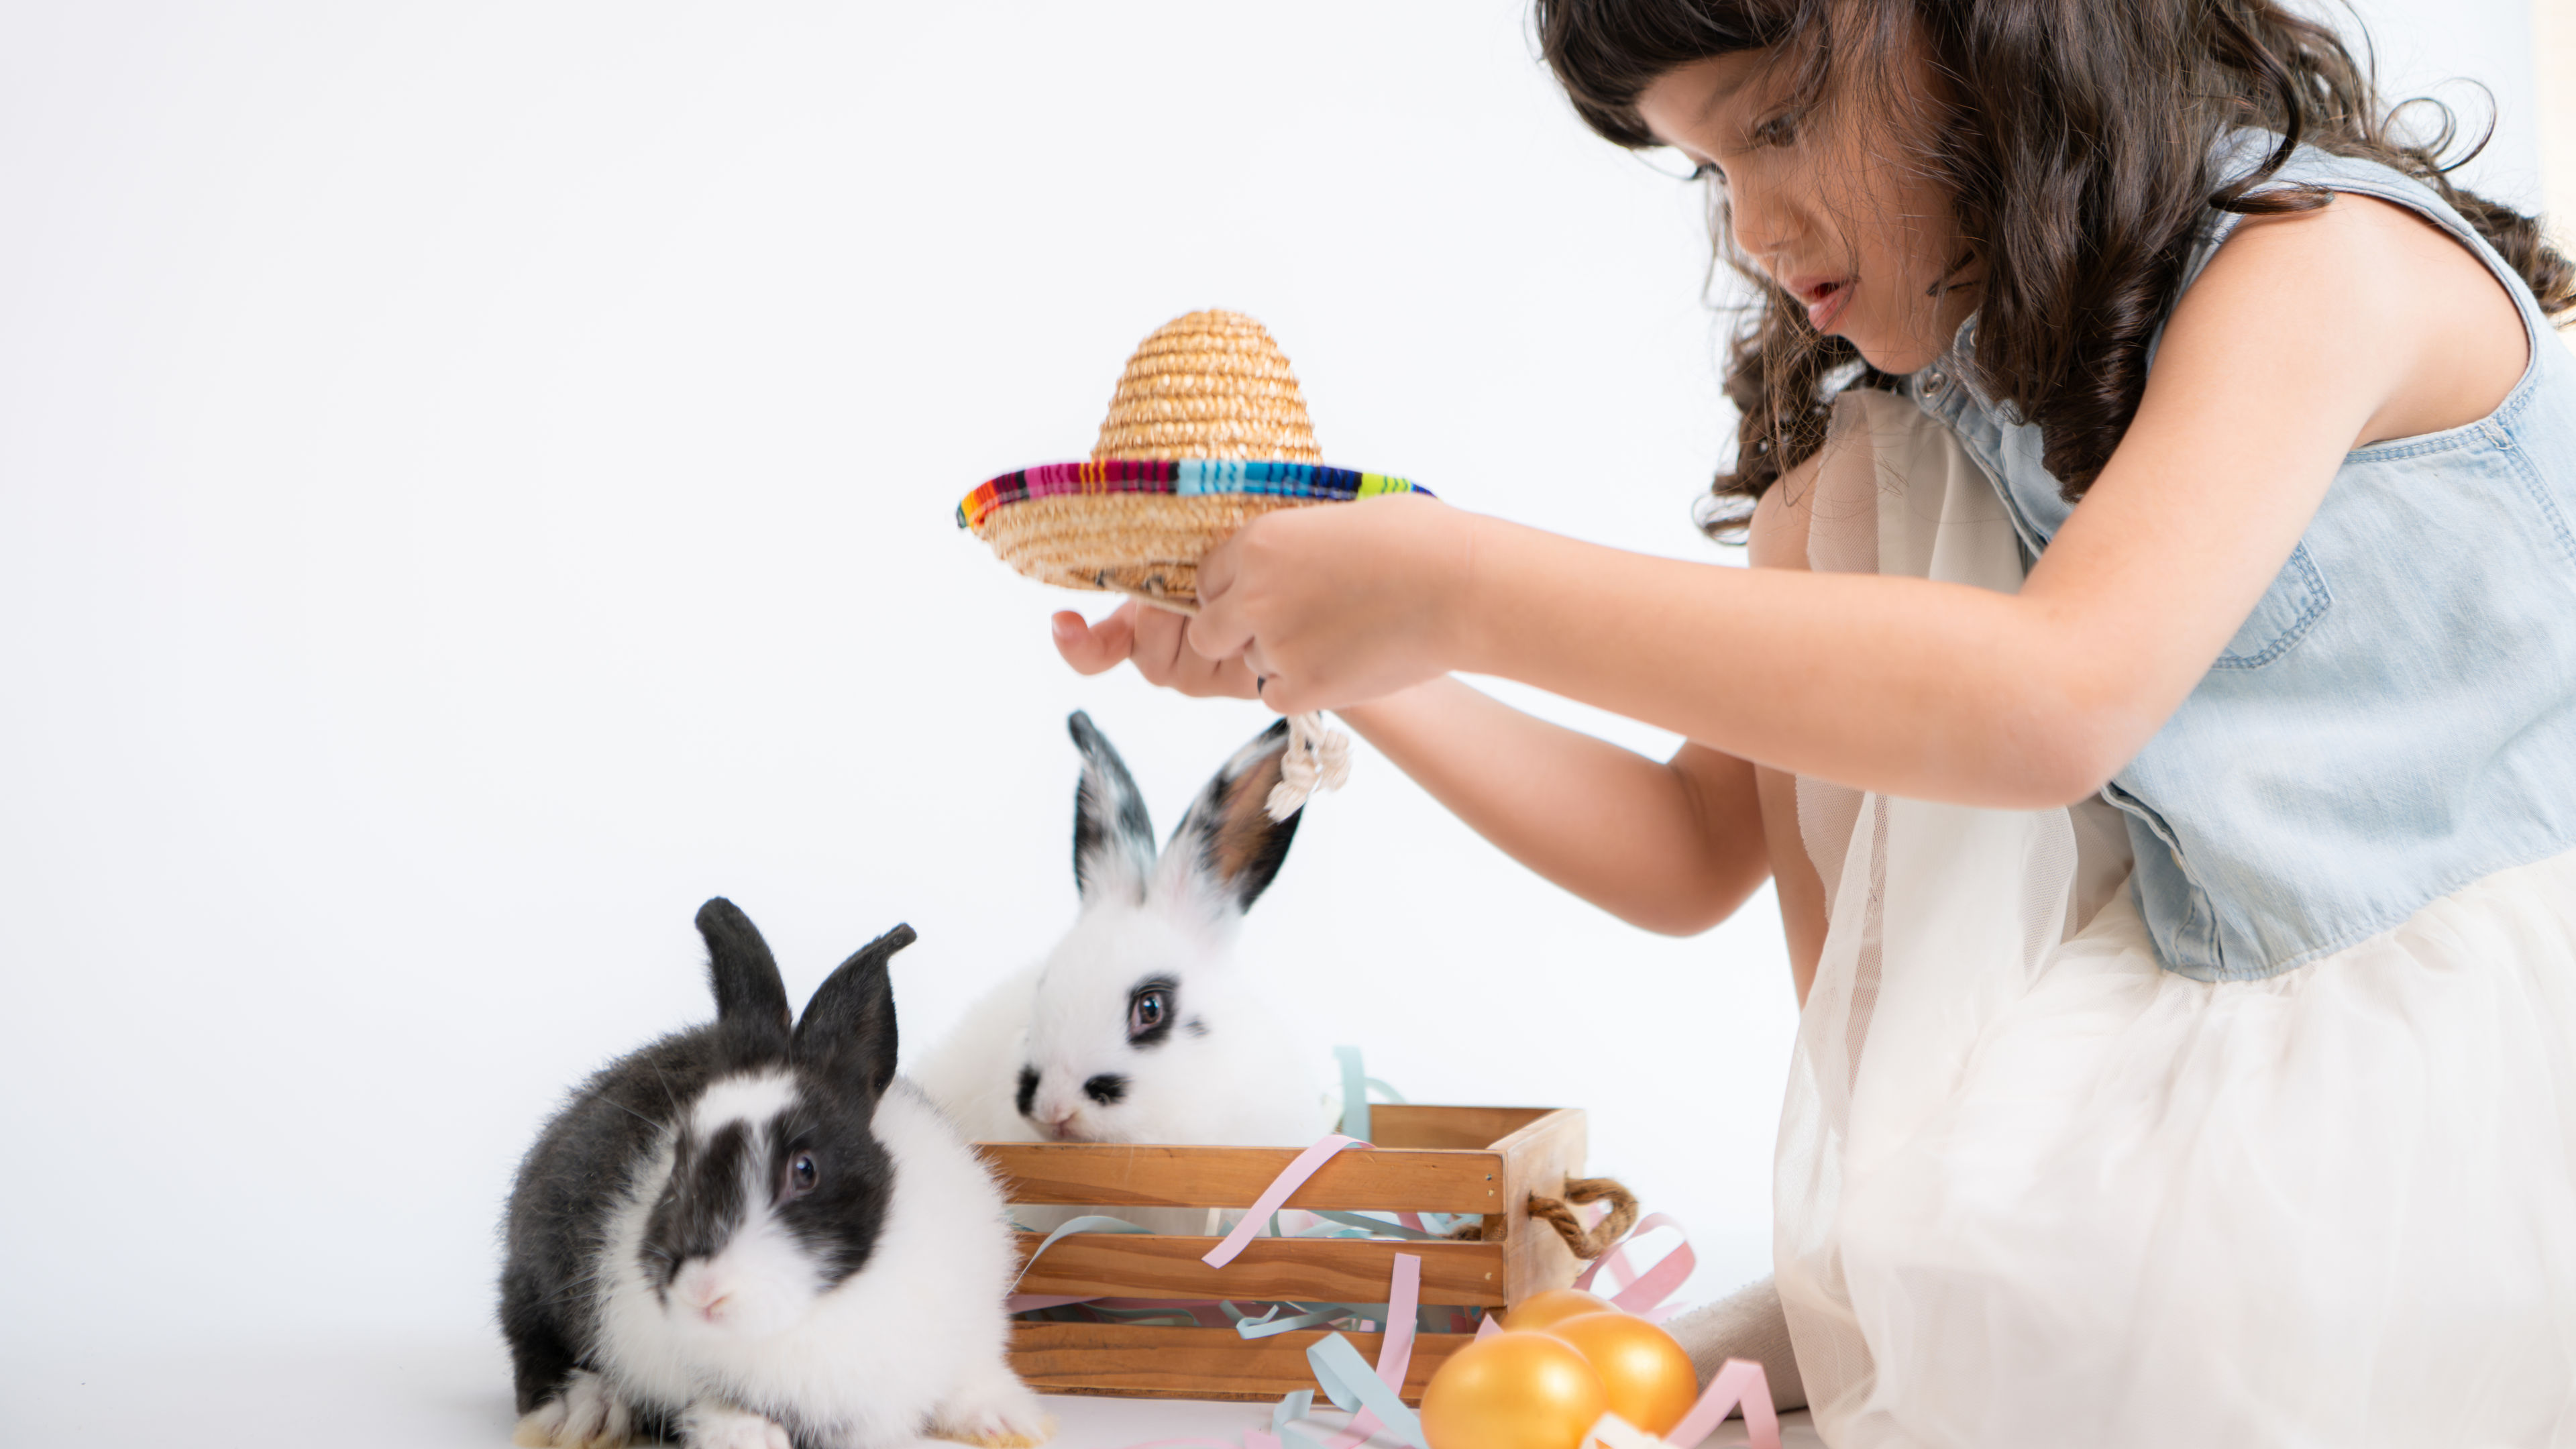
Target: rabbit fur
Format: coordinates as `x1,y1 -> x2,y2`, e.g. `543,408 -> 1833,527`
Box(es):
500,899 -> 1046,1449
912,713 -> 1340,1231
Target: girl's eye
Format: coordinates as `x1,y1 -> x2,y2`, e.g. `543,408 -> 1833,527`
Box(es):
788,1153 -> 818,1197
1755,112 -> 1800,148
1130,991 -> 1167,1034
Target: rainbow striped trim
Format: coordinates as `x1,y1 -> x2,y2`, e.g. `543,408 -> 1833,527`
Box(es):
957,459 -> 1430,530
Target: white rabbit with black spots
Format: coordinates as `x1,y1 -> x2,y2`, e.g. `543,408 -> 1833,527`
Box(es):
500,899 -> 1048,1449
914,714 -> 1339,1193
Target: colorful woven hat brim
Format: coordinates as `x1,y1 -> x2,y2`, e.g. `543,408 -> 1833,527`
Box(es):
957,309 -> 1430,607
956,459 -> 1430,531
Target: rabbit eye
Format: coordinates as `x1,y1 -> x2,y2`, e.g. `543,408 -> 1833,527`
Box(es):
787,1153 -> 818,1197
1125,977 -> 1181,1046
1129,991 -> 1167,1035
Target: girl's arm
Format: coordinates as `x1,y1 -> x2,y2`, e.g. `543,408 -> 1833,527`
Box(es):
1053,464 -> 1837,981
1187,194 -> 2528,809
1338,681 -> 1768,936
1055,602 -> 1773,936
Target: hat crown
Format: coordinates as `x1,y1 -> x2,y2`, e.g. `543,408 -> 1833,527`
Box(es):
1091,310 -> 1324,463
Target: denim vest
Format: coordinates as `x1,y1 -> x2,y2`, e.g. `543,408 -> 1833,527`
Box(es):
1907,134 -> 2576,981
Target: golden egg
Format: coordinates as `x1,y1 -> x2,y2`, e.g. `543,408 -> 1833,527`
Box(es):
1499,1288 -> 1619,1333
1419,1331 -> 1608,1449
1539,1312 -> 1699,1437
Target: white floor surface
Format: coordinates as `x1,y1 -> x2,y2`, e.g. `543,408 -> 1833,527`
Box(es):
0,1334 -> 1819,1449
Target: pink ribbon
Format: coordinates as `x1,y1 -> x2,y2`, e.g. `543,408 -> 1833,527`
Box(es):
1089,1133 -> 1750,1449
1201,1134 -> 1370,1269
1321,1251 -> 1420,1449
1572,1212 -> 1696,1323
1664,1358 -> 1780,1449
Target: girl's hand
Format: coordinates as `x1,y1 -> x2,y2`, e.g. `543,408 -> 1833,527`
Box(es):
1051,600 -> 1260,699
1188,494 -> 1480,714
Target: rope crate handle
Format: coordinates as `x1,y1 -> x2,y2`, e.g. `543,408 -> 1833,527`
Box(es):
1445,1176 -> 1640,1259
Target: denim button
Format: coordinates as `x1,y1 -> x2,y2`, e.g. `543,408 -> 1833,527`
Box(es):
1922,366 -> 1948,399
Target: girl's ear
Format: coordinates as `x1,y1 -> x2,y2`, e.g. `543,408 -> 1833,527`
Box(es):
1159,719 -> 1302,918
1069,711 -> 1157,906
794,922 -> 912,1099
696,897 -> 793,1052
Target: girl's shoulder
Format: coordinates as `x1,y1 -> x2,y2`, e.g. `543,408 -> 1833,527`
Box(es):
2174,184 -> 2529,449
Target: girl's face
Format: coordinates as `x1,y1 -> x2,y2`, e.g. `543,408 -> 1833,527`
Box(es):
1636,48 -> 1974,376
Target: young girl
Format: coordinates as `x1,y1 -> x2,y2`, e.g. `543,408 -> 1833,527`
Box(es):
1054,1 -> 2576,1442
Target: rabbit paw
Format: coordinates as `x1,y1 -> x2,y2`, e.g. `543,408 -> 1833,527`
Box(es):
926,1375 -> 1052,1448
680,1401 -> 794,1449
513,1371 -> 635,1448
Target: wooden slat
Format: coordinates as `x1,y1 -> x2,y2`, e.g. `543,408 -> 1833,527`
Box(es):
975,1141 -> 1505,1214
1010,1322 -> 1475,1404
1365,1104 -> 1553,1150
1014,1232 -> 1506,1306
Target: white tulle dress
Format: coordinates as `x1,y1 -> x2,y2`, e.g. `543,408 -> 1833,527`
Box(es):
1774,392 -> 2576,1447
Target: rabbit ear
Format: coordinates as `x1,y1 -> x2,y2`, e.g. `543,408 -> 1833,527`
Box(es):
1159,718 -> 1302,916
696,898 -> 792,1049
794,922 -> 912,1099
1069,711 -> 1157,906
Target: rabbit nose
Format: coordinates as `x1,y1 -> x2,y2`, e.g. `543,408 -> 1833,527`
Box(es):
674,1263 -> 733,1323
1040,1106 -> 1082,1140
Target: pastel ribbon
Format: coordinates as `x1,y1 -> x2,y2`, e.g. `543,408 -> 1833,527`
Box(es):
1579,1358 -> 1780,1449
1302,1246 -> 1430,1449
1664,1358 -> 1782,1449
1203,1134 -> 1371,1269
1334,1045 -> 1408,1141
1317,1252 -> 1421,1449
1336,1046 -> 1371,1141
1572,1212 -> 1697,1323
1308,1211 -> 1444,1242
1075,1116 -> 1750,1449
1007,1212 -> 1155,1304
1246,1391 -> 1314,1449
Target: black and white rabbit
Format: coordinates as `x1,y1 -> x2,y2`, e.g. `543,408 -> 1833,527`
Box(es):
912,712 -> 1338,1166
500,899 -> 1046,1449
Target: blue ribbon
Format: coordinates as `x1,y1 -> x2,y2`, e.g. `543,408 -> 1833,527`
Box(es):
1309,1210 -> 1445,1242
1336,1045 -> 1370,1140
1307,1332 -> 1432,1449
1008,1212 -> 1153,1290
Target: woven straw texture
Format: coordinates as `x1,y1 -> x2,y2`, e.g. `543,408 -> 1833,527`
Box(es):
1092,311 -> 1324,463
981,310 -> 1334,604
978,492 -> 1314,599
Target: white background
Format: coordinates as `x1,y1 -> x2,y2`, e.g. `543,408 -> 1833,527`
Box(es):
0,2 -> 2543,1444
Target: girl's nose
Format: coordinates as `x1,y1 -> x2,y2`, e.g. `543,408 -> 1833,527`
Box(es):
1727,182 -> 1799,270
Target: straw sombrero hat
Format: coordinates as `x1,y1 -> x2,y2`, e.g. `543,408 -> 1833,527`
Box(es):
955,310 -> 1429,611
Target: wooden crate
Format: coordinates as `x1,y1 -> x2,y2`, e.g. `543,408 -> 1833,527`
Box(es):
978,1104 -> 1588,1403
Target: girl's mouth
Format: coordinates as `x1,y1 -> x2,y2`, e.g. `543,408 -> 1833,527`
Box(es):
1801,278 -> 1853,332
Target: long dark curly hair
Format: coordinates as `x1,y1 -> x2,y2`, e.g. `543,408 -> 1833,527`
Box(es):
1536,0 -> 2576,536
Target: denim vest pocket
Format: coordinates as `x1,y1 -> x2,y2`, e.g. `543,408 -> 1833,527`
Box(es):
2212,543 -> 2332,670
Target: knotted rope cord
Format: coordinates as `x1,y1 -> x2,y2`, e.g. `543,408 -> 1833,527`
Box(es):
1443,1175 -> 1642,1258
1267,712 -> 1352,822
